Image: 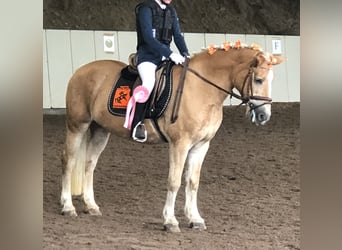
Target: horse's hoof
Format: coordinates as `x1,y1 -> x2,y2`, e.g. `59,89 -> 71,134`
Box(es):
163,224 -> 181,233
190,222 -> 207,231
87,208 -> 102,216
61,210 -> 78,217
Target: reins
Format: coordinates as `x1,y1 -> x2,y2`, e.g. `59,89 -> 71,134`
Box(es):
185,65 -> 272,106
171,57 -> 190,123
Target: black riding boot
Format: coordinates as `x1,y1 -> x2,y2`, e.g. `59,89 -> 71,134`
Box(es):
132,102 -> 148,142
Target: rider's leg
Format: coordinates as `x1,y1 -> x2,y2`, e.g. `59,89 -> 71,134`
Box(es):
138,61 -> 157,94
131,62 -> 157,142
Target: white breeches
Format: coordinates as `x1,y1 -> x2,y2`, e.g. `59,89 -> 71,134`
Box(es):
137,62 -> 157,94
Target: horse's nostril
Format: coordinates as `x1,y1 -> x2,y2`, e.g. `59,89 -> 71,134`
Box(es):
257,112 -> 266,122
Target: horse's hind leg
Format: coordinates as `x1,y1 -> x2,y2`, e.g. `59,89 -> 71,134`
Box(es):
61,123 -> 89,216
184,141 -> 209,231
83,122 -> 110,215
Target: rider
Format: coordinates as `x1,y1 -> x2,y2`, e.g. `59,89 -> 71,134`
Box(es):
129,0 -> 190,142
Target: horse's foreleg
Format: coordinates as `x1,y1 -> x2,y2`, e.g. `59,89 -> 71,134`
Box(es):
163,142 -> 189,233
61,125 -> 88,216
184,141 -> 210,230
83,124 -> 110,215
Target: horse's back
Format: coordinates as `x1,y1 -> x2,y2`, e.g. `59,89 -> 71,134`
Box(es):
66,60 -> 126,126
69,60 -> 126,88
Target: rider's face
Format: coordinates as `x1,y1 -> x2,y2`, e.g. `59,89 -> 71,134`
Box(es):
161,0 -> 172,5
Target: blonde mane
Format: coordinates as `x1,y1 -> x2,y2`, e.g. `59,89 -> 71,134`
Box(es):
200,40 -> 278,65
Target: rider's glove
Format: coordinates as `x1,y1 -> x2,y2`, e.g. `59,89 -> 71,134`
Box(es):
170,53 -> 185,64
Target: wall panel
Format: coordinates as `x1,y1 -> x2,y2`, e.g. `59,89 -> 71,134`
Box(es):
184,33 -> 205,55
245,34 -> 266,48
45,29 -> 72,108
205,33 -> 226,47
285,36 -> 300,101
117,31 -> 137,64
225,34 -> 246,44
70,30 -> 96,72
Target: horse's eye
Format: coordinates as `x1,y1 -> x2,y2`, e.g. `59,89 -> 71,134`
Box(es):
255,77 -> 263,84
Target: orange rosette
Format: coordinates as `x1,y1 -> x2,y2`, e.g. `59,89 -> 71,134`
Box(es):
223,41 -> 232,51
251,43 -> 261,51
208,44 -> 217,55
234,40 -> 241,49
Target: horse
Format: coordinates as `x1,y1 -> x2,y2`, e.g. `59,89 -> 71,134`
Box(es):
60,41 -> 285,233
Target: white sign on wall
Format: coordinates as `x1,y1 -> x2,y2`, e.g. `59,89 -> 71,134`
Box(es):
103,34 -> 115,53
272,39 -> 282,54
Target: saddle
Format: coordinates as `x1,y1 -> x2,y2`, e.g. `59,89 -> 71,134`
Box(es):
108,53 -> 174,120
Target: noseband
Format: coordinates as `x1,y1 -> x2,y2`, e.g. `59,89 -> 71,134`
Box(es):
241,67 -> 273,110
185,66 -> 272,109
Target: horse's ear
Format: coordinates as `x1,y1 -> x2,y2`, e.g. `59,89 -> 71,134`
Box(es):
252,53 -> 286,67
269,55 -> 286,65
253,53 -> 267,67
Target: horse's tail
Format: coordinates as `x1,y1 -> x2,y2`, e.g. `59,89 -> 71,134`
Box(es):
69,132 -> 87,196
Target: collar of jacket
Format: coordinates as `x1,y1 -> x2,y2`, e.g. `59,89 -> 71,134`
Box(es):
154,0 -> 166,9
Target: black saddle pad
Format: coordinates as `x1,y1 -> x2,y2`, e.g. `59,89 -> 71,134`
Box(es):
107,66 -> 138,116
146,60 -> 174,120
107,61 -> 174,120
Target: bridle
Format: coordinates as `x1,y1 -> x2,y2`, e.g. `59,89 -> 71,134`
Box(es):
239,67 -> 273,110
185,65 -> 273,110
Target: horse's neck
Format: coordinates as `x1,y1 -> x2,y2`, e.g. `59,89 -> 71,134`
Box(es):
191,49 -> 255,100
190,51 -> 236,100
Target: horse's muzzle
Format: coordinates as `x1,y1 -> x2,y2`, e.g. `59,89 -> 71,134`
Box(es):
247,102 -> 271,125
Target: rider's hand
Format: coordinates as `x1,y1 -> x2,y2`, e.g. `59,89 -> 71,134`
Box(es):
170,53 -> 185,64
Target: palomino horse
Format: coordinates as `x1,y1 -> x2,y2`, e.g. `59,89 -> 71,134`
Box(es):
61,42 -> 285,232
